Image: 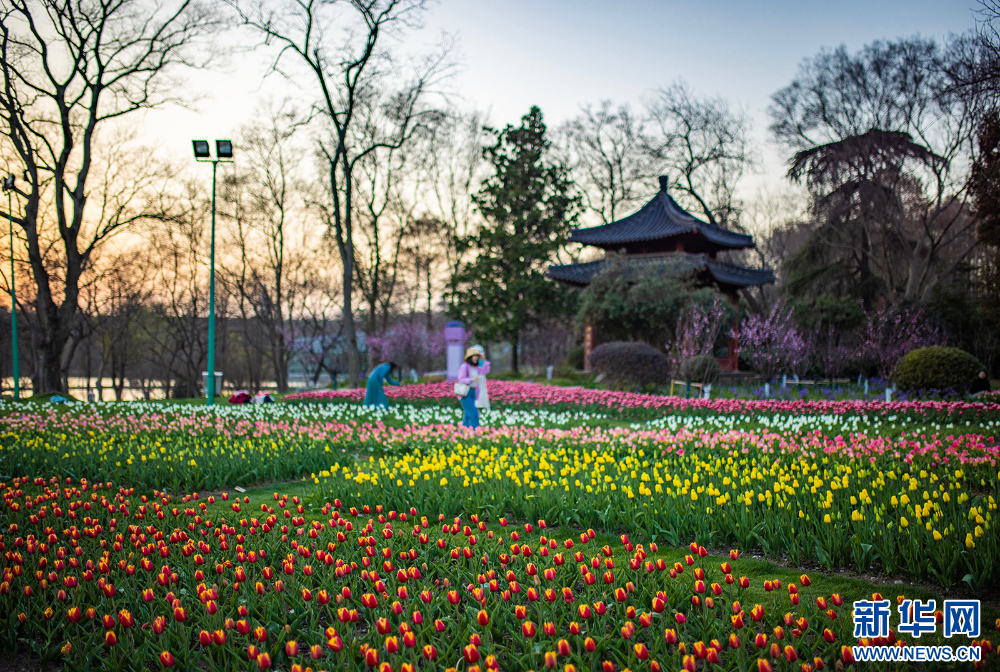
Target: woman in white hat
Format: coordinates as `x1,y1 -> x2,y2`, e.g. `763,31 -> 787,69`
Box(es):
471,344 -> 490,413
456,347 -> 489,428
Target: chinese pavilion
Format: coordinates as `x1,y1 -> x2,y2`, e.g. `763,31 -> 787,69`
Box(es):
547,176 -> 775,371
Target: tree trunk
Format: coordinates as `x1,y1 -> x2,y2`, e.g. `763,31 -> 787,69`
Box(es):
36,329 -> 69,395
343,249 -> 362,388
511,333 -> 519,373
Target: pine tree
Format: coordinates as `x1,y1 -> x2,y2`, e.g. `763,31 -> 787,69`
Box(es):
451,107 -> 579,372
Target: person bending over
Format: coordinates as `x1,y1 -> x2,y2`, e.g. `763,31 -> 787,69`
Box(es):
364,362 -> 401,408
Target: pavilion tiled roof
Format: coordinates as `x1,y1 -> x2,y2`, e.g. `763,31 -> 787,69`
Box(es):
569,184 -> 755,250
546,252 -> 775,289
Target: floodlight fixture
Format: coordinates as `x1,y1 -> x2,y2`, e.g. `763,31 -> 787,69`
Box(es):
192,140 -> 211,159
216,140 -> 233,159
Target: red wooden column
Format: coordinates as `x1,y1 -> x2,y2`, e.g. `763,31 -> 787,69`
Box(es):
726,291 -> 739,372
583,323 -> 595,372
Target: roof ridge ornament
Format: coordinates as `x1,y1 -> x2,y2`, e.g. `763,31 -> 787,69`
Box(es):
658,175 -> 668,192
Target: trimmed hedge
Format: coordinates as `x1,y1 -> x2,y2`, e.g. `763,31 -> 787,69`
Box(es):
893,346 -> 983,392
589,341 -> 670,388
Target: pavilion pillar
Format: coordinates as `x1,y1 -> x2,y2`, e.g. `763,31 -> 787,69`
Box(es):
726,291 -> 739,372
583,321 -> 595,372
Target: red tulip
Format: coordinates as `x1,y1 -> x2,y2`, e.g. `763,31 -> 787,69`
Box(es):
286,640 -> 299,657
477,609 -> 489,626
365,648 -> 380,667
522,621 -> 537,638
199,630 -> 212,646
757,660 -> 773,672
105,631 -> 118,647
422,645 -> 437,660
257,652 -> 272,669
633,643 -> 649,660
159,651 -> 176,667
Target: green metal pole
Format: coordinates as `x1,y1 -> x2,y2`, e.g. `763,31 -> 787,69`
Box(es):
7,190 -> 17,400
207,160 -> 217,405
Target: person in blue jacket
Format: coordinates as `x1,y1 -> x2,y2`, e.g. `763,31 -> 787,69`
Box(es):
364,362 -> 401,408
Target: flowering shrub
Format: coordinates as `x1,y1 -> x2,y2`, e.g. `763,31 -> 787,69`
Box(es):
3,477 -> 993,671
856,303 -> 941,379
738,302 -> 810,381
366,323 -> 445,371
666,297 -> 732,377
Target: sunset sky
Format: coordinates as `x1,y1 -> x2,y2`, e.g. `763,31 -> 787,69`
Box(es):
146,0 -> 980,194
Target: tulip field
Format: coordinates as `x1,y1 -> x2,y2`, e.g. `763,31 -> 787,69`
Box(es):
1,383 -> 1000,670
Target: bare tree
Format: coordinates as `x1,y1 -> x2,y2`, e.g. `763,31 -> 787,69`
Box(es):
219,100 -> 315,392
0,0 -> 220,393
80,251 -> 149,400
769,37 -> 982,303
415,108 -> 488,286
643,81 -> 755,229
400,216 -> 445,334
140,193 -> 216,399
230,0 -> 451,386
561,101 -> 658,225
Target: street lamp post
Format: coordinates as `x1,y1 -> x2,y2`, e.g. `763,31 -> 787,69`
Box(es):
193,140 -> 233,405
1,174 -> 18,400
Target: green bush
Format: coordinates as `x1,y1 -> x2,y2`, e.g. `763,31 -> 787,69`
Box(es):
565,346 -> 585,370
678,354 -> 721,385
892,346 -> 984,392
589,341 -> 670,388
492,369 -> 524,381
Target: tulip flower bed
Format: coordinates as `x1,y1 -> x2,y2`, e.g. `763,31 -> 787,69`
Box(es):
1,400 -> 996,497
286,381 -> 1000,423
4,477 -> 994,672
315,428 -> 1000,591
